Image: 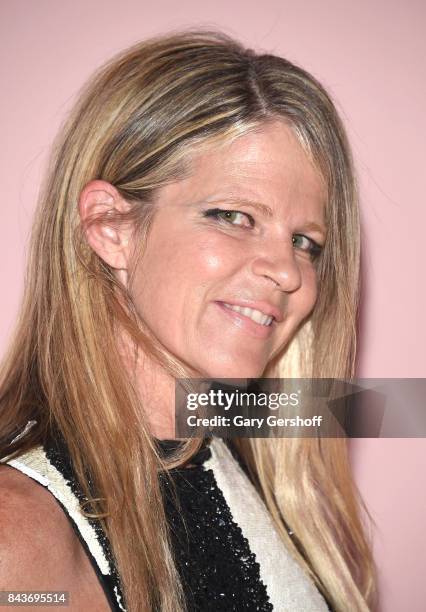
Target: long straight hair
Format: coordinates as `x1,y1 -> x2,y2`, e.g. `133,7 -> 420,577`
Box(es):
0,29 -> 376,611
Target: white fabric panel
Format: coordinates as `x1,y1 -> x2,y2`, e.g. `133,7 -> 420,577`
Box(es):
204,438 -> 329,612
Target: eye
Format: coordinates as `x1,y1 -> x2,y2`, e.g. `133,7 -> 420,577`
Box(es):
292,234 -> 323,260
202,208 -> 254,228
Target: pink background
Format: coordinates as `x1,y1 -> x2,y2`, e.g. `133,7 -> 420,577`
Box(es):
1,1 -> 425,609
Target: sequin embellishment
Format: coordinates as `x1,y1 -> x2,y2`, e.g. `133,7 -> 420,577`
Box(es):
160,458 -> 273,611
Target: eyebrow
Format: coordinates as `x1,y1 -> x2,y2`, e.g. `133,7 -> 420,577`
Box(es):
205,196 -> 327,236
300,221 -> 327,235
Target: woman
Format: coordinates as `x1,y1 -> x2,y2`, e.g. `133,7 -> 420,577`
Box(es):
0,29 -> 376,611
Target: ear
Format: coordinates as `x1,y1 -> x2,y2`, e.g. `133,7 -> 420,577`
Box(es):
78,180 -> 134,284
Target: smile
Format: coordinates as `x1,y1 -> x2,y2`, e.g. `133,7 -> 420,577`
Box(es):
222,303 -> 274,326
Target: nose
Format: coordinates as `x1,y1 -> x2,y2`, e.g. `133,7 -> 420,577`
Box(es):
250,242 -> 302,292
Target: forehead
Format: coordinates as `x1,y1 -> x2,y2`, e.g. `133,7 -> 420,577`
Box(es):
157,120 -> 327,216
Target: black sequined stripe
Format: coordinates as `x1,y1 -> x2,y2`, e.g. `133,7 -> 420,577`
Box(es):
160,464 -> 273,611
45,433 -> 273,612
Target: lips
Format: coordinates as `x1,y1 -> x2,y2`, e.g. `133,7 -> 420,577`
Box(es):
221,303 -> 274,326
213,299 -> 283,339
215,299 -> 283,322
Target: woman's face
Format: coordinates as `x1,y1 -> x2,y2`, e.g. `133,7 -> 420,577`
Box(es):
128,120 -> 326,378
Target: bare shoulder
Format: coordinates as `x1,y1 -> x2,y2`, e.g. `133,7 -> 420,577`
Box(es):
0,463 -> 79,585
0,464 -> 109,610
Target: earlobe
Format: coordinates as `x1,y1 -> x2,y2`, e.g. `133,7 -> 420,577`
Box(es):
78,179 -> 133,271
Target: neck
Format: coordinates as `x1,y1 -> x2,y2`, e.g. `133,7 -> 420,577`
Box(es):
136,350 -> 177,440
116,327 -> 180,439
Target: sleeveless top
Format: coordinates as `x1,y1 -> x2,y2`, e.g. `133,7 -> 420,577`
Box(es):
2,426 -> 331,612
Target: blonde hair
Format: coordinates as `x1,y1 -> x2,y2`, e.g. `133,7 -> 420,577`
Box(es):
0,29 -> 376,611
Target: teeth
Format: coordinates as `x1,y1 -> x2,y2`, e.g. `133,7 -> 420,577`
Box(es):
223,303 -> 274,326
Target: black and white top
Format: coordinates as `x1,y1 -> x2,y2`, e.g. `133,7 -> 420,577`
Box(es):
3,428 -> 330,612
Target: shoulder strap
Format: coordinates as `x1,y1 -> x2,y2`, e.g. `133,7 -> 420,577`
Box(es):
4,445 -> 126,612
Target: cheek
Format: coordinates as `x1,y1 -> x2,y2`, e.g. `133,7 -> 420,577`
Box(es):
130,232 -> 240,324
186,232 -> 242,277
295,265 -> 319,317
